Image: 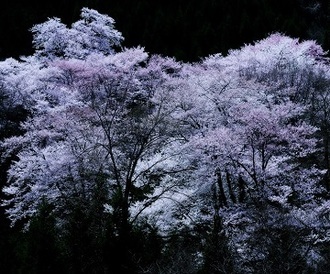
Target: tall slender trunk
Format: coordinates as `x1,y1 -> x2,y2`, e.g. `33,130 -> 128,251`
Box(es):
117,179 -> 135,273
324,134 -> 330,191
238,175 -> 246,203
216,169 -> 227,207
226,171 -> 236,204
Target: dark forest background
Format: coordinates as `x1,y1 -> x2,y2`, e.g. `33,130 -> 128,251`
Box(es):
0,0 -> 329,62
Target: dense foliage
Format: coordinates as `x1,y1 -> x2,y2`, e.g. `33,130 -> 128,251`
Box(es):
1,8 -> 330,274
0,0 -> 329,61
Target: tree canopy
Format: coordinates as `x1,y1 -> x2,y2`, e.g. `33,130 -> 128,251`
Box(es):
0,0 -> 329,61
1,7 -> 330,274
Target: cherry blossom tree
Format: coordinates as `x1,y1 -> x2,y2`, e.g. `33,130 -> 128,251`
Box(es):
174,34 -> 330,273
2,10 -> 330,272
31,8 -> 124,61
1,44 -> 193,271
